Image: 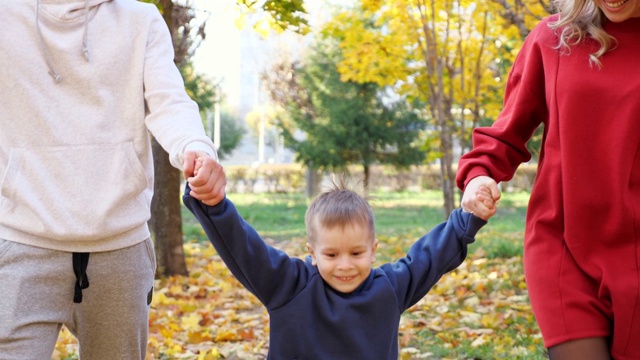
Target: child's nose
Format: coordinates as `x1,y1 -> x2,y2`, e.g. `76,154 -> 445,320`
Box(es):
337,257 -> 353,269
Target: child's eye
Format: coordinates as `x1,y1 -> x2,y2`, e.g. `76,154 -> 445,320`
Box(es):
324,253 -> 336,258
352,252 -> 363,256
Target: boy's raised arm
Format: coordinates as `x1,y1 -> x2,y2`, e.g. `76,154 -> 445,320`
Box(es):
183,188 -> 312,310
382,209 -> 487,311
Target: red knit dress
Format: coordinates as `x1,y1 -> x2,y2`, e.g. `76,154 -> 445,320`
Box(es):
457,15 -> 640,359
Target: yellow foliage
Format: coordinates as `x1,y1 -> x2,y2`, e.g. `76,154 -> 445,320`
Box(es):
181,313 -> 202,331
214,330 -> 238,342
322,0 -> 546,152
253,18 -> 273,38
233,12 -> 247,31
197,348 -> 222,360
187,330 -> 214,344
480,312 -> 502,329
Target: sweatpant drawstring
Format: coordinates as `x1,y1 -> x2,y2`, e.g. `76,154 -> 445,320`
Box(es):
73,252 -> 90,303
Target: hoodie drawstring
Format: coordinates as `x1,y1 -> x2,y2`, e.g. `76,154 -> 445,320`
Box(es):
36,0 -> 62,83
72,252 -> 90,303
36,0 -> 92,83
82,0 -> 90,61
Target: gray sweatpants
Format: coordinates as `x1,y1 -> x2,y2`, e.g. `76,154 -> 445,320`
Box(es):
0,238 -> 156,360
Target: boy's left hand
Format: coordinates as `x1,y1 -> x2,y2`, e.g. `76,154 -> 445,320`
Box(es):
183,151 -> 226,206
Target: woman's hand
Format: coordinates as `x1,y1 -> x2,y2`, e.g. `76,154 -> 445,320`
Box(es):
461,176 -> 501,220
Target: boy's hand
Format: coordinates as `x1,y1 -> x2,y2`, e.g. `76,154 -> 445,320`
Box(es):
461,176 -> 500,221
183,151 -> 226,206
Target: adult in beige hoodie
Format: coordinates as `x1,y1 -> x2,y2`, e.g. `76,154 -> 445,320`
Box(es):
0,0 -> 226,358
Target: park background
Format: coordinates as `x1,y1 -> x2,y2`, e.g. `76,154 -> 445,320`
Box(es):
54,0 -> 553,358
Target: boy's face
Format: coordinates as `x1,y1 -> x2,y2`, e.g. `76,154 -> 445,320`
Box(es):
307,221 -> 378,294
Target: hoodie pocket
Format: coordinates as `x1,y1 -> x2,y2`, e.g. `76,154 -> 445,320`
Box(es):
0,143 -> 150,241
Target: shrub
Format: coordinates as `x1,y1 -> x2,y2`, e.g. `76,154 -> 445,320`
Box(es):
224,163 -> 538,194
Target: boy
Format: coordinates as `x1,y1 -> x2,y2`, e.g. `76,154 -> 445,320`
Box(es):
184,168 -> 495,359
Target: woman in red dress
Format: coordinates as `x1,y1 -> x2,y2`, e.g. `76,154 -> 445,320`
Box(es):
457,0 -> 640,359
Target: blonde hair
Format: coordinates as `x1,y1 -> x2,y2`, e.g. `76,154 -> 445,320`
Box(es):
305,176 -> 375,245
549,0 -> 616,67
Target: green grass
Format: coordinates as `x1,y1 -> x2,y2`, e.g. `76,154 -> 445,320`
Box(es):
182,190 -> 530,259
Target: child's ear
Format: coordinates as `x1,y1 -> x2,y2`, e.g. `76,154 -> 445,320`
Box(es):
370,239 -> 379,263
307,243 -> 317,266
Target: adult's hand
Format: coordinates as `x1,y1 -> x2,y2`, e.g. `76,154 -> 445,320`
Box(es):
460,176 -> 501,221
183,150 -> 226,206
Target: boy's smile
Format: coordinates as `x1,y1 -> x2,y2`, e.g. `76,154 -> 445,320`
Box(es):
308,221 -> 378,293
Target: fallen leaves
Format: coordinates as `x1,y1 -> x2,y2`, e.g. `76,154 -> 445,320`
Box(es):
144,241 -> 271,359
399,256 -> 544,358
54,237 -> 544,359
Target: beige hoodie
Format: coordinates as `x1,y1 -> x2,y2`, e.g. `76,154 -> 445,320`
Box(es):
0,0 -> 216,252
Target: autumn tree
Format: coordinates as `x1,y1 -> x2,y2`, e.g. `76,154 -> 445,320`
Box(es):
325,0 -> 550,216
491,0 -> 555,38
266,40 -> 425,192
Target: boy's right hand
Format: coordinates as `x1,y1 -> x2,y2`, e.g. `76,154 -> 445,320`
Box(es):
461,176 -> 500,221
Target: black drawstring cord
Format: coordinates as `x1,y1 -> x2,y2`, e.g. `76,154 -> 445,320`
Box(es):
73,252 -> 90,303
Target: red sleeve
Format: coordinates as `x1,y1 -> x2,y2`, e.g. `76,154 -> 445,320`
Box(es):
456,18 -> 554,190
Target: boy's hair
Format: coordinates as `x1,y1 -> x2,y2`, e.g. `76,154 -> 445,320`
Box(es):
305,176 -> 375,244
550,0 -> 615,67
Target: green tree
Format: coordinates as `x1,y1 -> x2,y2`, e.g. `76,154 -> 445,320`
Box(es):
180,64 -> 245,159
216,110 -> 246,160
272,40 -> 426,192
181,63 -> 215,117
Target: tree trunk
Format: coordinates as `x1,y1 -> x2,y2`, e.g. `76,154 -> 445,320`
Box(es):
150,0 -> 188,277
160,0 -> 174,56
439,127 -> 456,217
305,166 -> 321,198
418,3 -> 456,219
363,163 -> 370,197
150,138 -> 188,277
434,57 -> 456,217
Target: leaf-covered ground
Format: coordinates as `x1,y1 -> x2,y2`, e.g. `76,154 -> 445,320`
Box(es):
54,235 -> 546,359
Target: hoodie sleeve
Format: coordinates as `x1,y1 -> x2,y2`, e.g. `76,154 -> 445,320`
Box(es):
183,187 -> 313,310
456,17 -> 553,190
141,6 -> 216,169
381,209 -> 486,311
